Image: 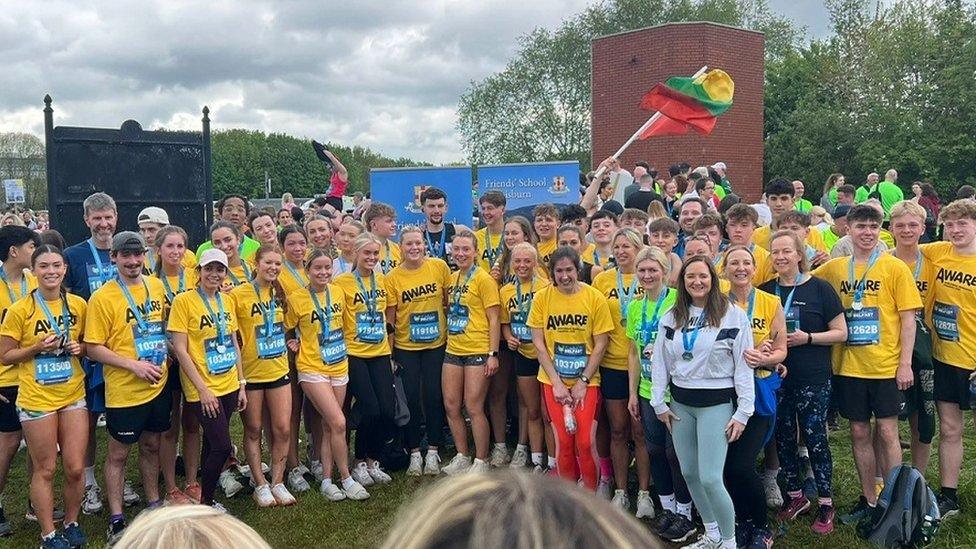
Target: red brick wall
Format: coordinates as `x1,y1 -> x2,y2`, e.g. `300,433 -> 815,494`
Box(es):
591,22 -> 765,201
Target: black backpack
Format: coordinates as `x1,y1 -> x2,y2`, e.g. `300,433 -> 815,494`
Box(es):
858,464 -> 941,547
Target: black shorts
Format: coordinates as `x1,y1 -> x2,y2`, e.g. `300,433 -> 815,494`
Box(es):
165,359 -> 182,392
834,375 -> 903,421
514,354 -> 540,377
444,353 -> 487,367
933,360 -> 972,411
599,367 -> 629,401
247,374 -> 291,391
106,389 -> 173,444
0,386 -> 20,433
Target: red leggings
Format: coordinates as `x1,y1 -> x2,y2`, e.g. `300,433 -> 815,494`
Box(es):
543,384 -> 600,490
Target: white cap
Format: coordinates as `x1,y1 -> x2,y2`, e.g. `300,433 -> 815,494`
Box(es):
138,206 -> 169,226
711,162 -> 727,171
199,248 -> 228,268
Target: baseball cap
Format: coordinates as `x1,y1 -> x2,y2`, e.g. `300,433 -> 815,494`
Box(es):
711,162 -> 727,171
832,204 -> 851,219
112,231 -> 147,253
199,248 -> 229,268
138,206 -> 169,226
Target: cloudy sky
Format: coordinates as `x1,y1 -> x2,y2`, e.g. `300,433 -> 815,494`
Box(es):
0,1 -> 831,164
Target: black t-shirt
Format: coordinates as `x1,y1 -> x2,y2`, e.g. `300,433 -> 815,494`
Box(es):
625,189 -> 664,213
424,223 -> 457,268
760,275 -> 844,387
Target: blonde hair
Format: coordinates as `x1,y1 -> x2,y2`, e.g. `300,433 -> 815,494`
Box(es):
398,224 -> 425,241
810,206 -> 833,225
889,200 -> 927,223
770,229 -> 809,273
939,198 -> 976,223
611,228 -> 645,253
647,201 -> 668,220
452,229 -> 479,253
352,232 -> 382,255
509,242 -> 538,263
0,212 -> 25,227
636,246 -> 671,275
381,471 -> 660,549
114,505 -> 270,549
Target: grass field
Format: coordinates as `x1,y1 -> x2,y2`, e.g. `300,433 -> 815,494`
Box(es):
2,419 -> 976,548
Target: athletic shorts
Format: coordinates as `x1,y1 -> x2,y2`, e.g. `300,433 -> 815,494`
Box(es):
18,398 -> 87,423
444,353 -> 487,367
514,354 -> 540,377
834,375 -> 903,421
106,389 -> 173,444
0,386 -> 20,433
933,360 -> 973,411
246,374 -> 291,391
298,372 -> 349,387
166,358 -> 182,393
599,367 -> 629,400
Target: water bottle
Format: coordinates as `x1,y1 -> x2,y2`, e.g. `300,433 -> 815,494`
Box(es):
563,404 -> 577,435
151,344 -> 168,368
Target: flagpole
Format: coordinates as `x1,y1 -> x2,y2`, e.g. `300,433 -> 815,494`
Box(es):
592,65 -> 709,181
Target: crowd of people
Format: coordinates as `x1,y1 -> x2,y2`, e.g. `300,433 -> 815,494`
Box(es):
0,154 -> 973,549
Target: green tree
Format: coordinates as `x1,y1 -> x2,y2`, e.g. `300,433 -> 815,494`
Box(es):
0,132 -> 46,208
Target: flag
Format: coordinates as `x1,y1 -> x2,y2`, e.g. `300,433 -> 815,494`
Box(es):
639,69 -> 734,138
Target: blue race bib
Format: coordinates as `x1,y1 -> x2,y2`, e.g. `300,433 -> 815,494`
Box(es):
511,311 -> 531,343
255,322 -> 286,359
319,328 -> 348,365
355,311 -> 385,343
408,312 -> 440,343
785,306 -> 800,333
846,307 -> 880,346
204,335 -> 238,375
447,304 -> 470,335
86,263 -> 117,294
932,302 -> 960,342
553,342 -> 586,379
133,321 -> 166,362
35,353 -> 73,385
638,328 -> 658,380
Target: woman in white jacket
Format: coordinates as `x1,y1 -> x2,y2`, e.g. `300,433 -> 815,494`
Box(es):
651,255 -> 754,549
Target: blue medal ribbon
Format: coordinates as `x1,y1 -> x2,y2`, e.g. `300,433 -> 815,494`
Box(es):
0,267 -> 28,303
913,250 -> 922,281
847,248 -> 880,309
354,271 -> 379,319
284,261 -> 308,288
515,276 -> 535,313
681,309 -> 707,360
227,261 -> 252,286
484,228 -> 502,265
116,276 -> 152,332
309,287 -> 334,334
616,270 -> 640,323
252,282 -> 277,341
87,239 -> 111,287
639,287 -> 669,348
197,288 -> 228,343
425,229 -> 447,258
452,267 -> 477,310
774,273 -> 803,315
36,292 -> 71,340
161,269 -> 186,303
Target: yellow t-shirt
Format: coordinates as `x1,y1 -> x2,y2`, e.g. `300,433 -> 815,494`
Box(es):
753,224 -> 826,253
279,261 -> 309,295
474,227 -> 504,273
384,259 -> 451,351
85,277 -> 168,408
813,254 -> 922,378
230,283 -> 289,383
537,238 -> 557,267
526,284 -> 613,387
731,288 -> 780,346
499,277 -> 551,360
224,260 -> 255,290
582,245 -> 613,269
591,269 -> 645,370
0,271 -> 37,387
158,268 -> 199,309
445,267 -> 500,356
0,293 -> 86,412
144,249 -> 197,275
920,242 -> 976,370
332,271 -> 391,358
880,230 -> 895,250
167,290 -> 241,402
378,241 -> 402,275
284,285 -> 349,377
889,249 -> 936,320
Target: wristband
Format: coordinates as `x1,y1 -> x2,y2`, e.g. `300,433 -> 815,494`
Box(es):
807,333 -> 813,345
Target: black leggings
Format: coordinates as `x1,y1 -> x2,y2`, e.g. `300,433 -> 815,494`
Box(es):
393,346 -> 446,449
348,355 -> 396,461
187,391 -> 238,505
724,414 -> 772,528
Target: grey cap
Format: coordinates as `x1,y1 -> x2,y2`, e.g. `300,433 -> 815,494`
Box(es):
832,204 -> 852,219
111,231 -> 147,253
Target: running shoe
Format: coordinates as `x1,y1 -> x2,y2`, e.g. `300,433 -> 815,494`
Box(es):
63,521 -> 87,548
351,462 -> 375,486
839,496 -> 872,525
748,526 -> 774,549
654,510 -> 676,536
660,513 -> 698,543
509,446 -> 528,468
532,464 -> 549,474
252,484 -> 276,507
270,483 -> 297,506
40,534 -> 70,549
680,534 -> 722,549
96,414 -> 106,428
211,502 -> 228,514
320,480 -> 346,502
122,480 -> 140,506
423,452 -> 441,476
367,462 -> 392,484
341,479 -> 370,501
597,476 -> 612,499
489,445 -> 510,468
777,495 -> 811,521
635,490 -> 655,519
164,487 -> 192,506
310,460 -> 324,483
0,508 -> 8,537
611,489 -> 630,511
288,467 -> 312,493
184,483 -> 202,504
811,504 -> 835,535
297,463 -> 316,486
82,485 -> 103,515
407,453 -> 423,476
441,454 -> 472,476
469,459 -> 490,474
106,518 -> 127,546
762,474 -> 783,509
26,502 -> 65,522
219,470 -> 244,498
937,493 -> 960,520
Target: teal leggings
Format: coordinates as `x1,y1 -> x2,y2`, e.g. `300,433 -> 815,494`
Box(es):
670,400 -> 736,540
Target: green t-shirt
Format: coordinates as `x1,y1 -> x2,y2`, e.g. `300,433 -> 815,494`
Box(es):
795,198 -> 814,213
625,288 -> 677,400
828,187 -> 838,206
195,235 -> 260,262
820,226 -> 843,252
855,183 -> 905,220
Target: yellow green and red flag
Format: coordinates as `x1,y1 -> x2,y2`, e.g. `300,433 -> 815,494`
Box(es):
639,69 -> 734,138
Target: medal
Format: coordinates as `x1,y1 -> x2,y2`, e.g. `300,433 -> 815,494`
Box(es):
852,301 -> 863,311
682,351 -> 694,361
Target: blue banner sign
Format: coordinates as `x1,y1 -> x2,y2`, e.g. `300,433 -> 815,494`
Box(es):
369,166 -> 474,233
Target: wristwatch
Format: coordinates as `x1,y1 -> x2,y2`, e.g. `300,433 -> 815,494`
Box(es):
487,350 -> 498,358
579,374 -> 590,385
807,333 -> 813,345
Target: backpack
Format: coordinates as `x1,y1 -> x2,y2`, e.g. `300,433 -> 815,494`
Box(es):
868,184 -> 882,201
858,464 -> 941,547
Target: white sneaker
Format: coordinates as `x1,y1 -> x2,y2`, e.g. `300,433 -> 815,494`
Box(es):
211,501 -> 228,514
532,464 -> 548,474
82,485 -> 103,515
423,452 -> 441,476
219,470 -> 244,498
680,534 -> 722,549
320,479 -> 346,502
252,484 -> 276,507
341,479 -> 370,501
122,480 -> 140,506
611,489 -> 629,511
351,462 -> 375,486
270,483 -> 297,506
96,414 -> 106,428
287,467 -> 311,493
310,460 -> 324,482
469,458 -> 490,474
597,476 -> 612,499
762,473 -> 783,509
489,445 -> 510,468
635,490 -> 655,519
367,462 -> 392,484
441,454 -> 472,476
510,446 -> 528,468
407,453 -> 423,476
